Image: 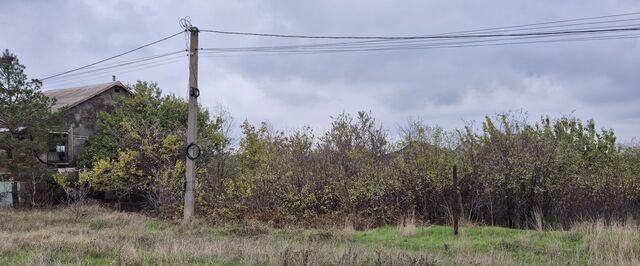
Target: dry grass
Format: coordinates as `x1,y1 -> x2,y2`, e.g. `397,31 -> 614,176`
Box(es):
397,212 -> 417,237
570,218 -> 640,266
0,206 -> 439,265
1,206 -> 639,265
531,209 -> 544,232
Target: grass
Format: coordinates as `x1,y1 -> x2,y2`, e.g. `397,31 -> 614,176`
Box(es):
0,206 -> 639,265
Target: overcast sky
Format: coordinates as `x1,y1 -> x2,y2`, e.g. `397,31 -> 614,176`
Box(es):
1,0 -> 639,142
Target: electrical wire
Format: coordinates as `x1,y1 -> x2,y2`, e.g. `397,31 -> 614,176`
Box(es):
200,26 -> 640,40
199,28 -> 640,54
36,50 -> 186,80
197,20 -> 640,54
43,55 -> 187,89
197,13 -> 640,56
181,16 -> 192,50
294,13 -> 640,50
40,31 -> 185,81
200,11 -> 640,40
38,12 -> 640,85
43,54 -> 187,86
199,33 -> 640,55
198,33 -> 640,57
401,11 -> 640,37
196,12 -> 640,56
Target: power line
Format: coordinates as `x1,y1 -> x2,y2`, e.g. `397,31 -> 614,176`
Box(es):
197,14 -> 640,59
201,26 -> 640,40
198,12 -> 640,55
40,31 -> 185,81
407,11 -> 640,37
199,11 -> 640,40
42,54 -> 186,85
199,26 -> 640,54
36,51 -> 187,77
37,12 -> 640,85
199,33 -> 640,56
39,50 -> 185,81
43,56 -> 187,89
36,50 -> 187,80
307,13 -> 640,50
198,19 -> 640,54
198,25 -> 640,55
46,56 -> 186,85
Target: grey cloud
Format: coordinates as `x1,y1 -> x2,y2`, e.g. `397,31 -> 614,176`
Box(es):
2,0 -> 640,140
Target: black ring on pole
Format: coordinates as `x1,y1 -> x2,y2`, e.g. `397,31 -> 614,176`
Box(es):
190,87 -> 200,98
185,142 -> 201,160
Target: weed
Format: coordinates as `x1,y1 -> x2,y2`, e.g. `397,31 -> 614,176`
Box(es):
1,207 -> 639,265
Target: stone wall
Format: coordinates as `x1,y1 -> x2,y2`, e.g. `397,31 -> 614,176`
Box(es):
67,86 -> 129,165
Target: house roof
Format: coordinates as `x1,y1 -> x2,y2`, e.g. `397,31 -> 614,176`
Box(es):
43,81 -> 129,111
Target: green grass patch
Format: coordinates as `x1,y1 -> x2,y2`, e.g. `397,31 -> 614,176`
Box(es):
354,225 -> 461,251
353,225 -> 592,264
187,255 -> 243,266
0,248 -> 34,265
84,253 -> 116,265
144,220 -> 175,234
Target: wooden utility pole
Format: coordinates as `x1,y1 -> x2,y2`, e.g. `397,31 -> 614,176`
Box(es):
183,26 -> 199,224
452,165 -> 461,236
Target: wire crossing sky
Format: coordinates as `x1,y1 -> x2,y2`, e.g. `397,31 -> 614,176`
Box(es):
199,25 -> 640,39
28,11 -> 640,85
3,1 -> 639,141
36,12 -> 640,85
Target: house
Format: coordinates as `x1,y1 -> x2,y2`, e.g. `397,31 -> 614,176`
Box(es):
40,81 -> 130,167
0,81 -> 130,207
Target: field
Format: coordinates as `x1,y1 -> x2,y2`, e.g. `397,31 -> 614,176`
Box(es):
1,206 -> 639,265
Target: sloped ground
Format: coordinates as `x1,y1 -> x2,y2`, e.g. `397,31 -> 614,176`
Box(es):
0,206 -> 639,265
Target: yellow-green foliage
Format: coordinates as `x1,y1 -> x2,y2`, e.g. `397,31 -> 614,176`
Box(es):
79,150 -> 145,193
79,81 -> 225,215
74,80 -> 640,228
52,173 -> 73,189
203,111 -> 640,228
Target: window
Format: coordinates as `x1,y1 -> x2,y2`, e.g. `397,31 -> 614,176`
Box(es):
47,132 -> 68,164
56,144 -> 66,153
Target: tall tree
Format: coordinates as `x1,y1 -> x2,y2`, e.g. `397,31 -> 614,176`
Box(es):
0,49 -> 62,207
